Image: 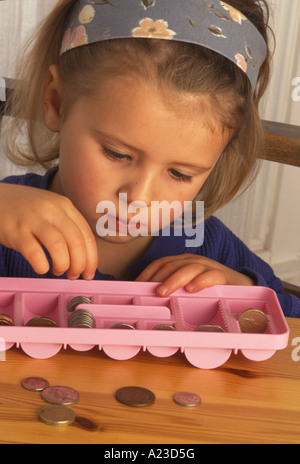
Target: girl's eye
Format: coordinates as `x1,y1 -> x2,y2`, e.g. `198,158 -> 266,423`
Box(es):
169,169 -> 193,183
103,146 -> 132,162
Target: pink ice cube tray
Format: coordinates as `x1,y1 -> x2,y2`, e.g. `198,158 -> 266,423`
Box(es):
0,278 -> 290,369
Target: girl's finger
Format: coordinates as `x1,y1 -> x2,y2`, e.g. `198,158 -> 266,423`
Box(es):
136,254 -> 195,282
155,263 -> 208,296
33,223 -> 71,277
68,213 -> 98,280
17,234 -> 51,275
185,269 -> 228,293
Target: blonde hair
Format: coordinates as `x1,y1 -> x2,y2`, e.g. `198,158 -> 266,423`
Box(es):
3,0 -> 273,218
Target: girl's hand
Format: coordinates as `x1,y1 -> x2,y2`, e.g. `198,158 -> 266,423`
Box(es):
0,183 -> 98,280
136,254 -> 254,296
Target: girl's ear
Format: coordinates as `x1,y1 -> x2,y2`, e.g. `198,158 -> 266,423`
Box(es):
44,65 -> 64,132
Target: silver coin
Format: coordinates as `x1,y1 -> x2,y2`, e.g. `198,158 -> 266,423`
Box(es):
68,309 -> 95,328
67,296 -> 92,312
194,324 -> 225,332
238,308 -> 268,334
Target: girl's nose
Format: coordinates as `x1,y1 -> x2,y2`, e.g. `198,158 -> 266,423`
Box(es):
121,172 -> 156,207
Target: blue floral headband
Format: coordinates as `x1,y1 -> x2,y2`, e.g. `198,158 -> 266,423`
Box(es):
60,0 -> 267,90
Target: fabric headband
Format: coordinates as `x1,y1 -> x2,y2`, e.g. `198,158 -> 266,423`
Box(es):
60,0 -> 267,90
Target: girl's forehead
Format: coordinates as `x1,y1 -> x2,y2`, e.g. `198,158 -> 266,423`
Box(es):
86,74 -> 230,137
72,76 -> 230,164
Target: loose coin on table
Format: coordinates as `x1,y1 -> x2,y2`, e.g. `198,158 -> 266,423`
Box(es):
0,314 -> 14,326
115,386 -> 155,407
21,377 -> 50,392
238,308 -> 268,334
41,385 -> 80,406
39,405 -> 76,427
173,391 -> 202,407
26,317 -> 58,327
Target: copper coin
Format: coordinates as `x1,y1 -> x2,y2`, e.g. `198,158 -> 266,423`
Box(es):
26,317 -> 58,327
0,314 -> 14,326
21,377 -> 50,392
238,308 -> 268,334
115,386 -> 155,407
39,405 -> 76,426
41,385 -> 80,406
152,324 -> 175,331
110,323 -> 135,330
173,391 -> 202,407
194,324 -> 225,332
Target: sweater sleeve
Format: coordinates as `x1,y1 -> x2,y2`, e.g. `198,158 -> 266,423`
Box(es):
198,216 -> 300,318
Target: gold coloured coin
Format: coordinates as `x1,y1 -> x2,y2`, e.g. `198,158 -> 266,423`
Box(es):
26,317 -> 58,327
115,386 -> 155,407
39,405 -> 76,426
238,308 -> 268,334
0,314 -> 14,326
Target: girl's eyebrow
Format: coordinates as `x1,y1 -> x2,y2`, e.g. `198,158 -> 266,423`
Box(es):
94,129 -> 146,155
95,129 -> 213,172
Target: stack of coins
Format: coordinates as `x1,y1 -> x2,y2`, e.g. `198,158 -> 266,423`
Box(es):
0,314 -> 14,326
67,296 -> 92,312
194,324 -> 225,332
152,324 -> 175,331
110,322 -> 135,330
68,309 -> 96,328
26,317 -> 58,327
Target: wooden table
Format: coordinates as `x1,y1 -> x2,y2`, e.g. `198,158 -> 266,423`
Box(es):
0,318 -> 300,444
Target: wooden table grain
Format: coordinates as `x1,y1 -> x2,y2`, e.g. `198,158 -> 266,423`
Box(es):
0,318 -> 300,444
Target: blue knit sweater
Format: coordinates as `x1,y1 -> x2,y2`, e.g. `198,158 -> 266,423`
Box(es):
1,169 -> 299,318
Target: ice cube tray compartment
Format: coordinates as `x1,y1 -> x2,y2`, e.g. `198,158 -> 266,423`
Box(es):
0,293 -> 16,321
23,293 -> 61,327
0,278 -> 290,368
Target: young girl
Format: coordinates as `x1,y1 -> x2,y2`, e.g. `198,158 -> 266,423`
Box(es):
1,0 -> 299,317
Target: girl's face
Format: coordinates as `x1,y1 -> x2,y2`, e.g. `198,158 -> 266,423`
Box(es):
48,72 -> 230,244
